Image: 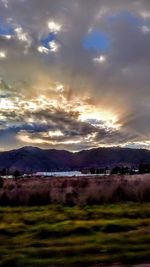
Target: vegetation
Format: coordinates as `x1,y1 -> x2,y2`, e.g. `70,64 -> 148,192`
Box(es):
0,204 -> 150,266
111,164 -> 150,175
1,175 -> 150,206
82,163 -> 150,175
13,170 -> 21,178
0,175 -> 150,266
111,166 -> 130,175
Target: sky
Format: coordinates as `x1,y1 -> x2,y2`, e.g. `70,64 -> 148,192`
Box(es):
0,0 -> 150,151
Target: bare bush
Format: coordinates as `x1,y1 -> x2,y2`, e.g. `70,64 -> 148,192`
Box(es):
1,174 -> 150,206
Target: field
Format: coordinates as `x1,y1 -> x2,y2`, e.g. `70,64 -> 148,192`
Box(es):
1,174 -> 150,206
1,175 -> 150,266
0,203 -> 150,267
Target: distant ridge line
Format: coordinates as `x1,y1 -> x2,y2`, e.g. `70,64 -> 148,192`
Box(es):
0,146 -> 149,172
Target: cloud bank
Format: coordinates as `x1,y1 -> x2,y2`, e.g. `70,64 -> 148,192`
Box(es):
0,0 -> 150,151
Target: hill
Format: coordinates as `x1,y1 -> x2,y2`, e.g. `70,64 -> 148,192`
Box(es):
0,146 -> 150,172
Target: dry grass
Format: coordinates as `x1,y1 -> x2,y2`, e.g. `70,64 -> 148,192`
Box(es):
0,174 -> 150,206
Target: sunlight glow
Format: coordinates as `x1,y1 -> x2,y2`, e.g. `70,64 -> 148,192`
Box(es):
1,79 -> 122,149
18,133 -> 44,144
0,99 -> 16,110
0,84 -> 121,132
79,110 -> 121,130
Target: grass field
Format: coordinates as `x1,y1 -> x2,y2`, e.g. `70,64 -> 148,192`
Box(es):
0,203 -> 150,267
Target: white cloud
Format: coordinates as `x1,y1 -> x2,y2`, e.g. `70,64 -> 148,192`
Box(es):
49,41 -> 59,52
93,55 -> 106,63
141,25 -> 150,34
15,27 -> 27,42
37,41 -> 60,54
4,35 -> 12,40
56,83 -> 64,93
15,27 -> 32,53
37,46 -> 50,54
48,130 -> 63,137
48,21 -> 62,34
124,141 -> 150,150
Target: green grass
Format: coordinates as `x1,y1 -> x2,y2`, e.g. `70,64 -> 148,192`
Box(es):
0,204 -> 150,266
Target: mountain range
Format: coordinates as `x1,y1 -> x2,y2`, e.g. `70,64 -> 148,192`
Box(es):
0,146 -> 150,173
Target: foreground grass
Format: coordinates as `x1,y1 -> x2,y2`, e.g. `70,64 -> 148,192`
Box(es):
0,204 -> 150,266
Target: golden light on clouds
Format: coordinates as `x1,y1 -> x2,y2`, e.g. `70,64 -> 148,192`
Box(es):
18,133 -> 44,144
48,130 -> 63,137
0,98 -> 16,110
1,0 -> 150,151
0,75 -> 124,150
79,109 -> 121,131
18,131 -> 81,146
0,80 -> 121,133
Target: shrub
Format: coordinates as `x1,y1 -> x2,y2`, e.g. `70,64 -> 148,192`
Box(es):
28,190 -> 50,206
1,175 -> 150,206
65,191 -> 78,206
0,178 -> 4,188
0,192 -> 10,206
13,170 -> 21,178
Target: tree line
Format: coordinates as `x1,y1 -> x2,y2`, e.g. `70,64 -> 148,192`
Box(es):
0,163 -> 150,178
82,163 -> 150,175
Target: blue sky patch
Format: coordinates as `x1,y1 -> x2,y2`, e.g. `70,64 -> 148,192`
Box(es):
83,31 -> 111,51
41,33 -> 56,48
0,20 -> 14,36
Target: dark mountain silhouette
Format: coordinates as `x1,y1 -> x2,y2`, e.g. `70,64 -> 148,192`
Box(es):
0,146 -> 150,173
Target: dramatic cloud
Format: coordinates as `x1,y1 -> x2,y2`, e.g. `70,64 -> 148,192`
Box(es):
0,0 -> 150,151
